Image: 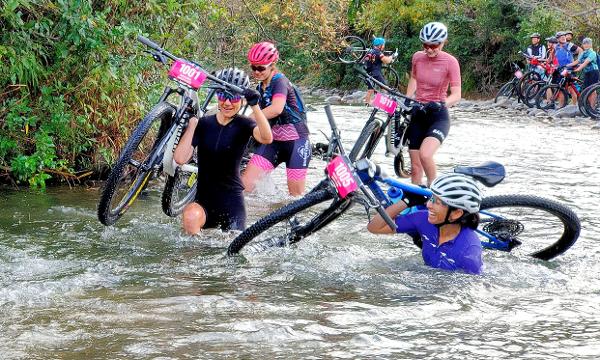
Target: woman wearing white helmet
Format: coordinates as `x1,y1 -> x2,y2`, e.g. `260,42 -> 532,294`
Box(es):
368,173 -> 483,274
405,22 -> 462,187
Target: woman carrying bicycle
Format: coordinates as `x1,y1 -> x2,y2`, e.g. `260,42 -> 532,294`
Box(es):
174,68 -> 272,233
367,173 -> 483,274
242,41 -> 311,196
404,22 -> 461,186
363,37 -> 397,105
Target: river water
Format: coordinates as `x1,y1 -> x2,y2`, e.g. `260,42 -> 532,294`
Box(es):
1,104 -> 599,359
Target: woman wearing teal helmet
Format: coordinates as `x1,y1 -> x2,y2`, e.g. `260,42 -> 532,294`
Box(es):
363,37 -> 396,105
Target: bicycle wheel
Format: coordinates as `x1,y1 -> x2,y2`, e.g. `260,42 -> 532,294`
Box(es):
98,102 -> 175,225
161,167 -> 197,217
523,81 -> 545,108
494,81 -> 515,103
393,151 -> 411,178
349,112 -> 383,161
227,189 -> 353,255
535,84 -> 568,110
577,85 -> 593,117
479,195 -> 580,260
382,66 -> 400,89
583,83 -> 600,119
517,71 -> 541,102
337,36 -> 367,64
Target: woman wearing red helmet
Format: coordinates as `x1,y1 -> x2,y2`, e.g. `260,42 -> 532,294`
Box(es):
242,42 -> 311,196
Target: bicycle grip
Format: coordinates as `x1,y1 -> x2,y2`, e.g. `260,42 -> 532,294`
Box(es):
137,35 -> 161,51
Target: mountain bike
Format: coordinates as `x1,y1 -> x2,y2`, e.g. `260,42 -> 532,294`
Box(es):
97,35 -> 247,226
494,62 -> 524,103
337,35 -> 401,89
535,68 -> 582,110
350,64 -> 413,178
515,52 -> 547,102
519,54 -> 556,108
227,105 -> 581,261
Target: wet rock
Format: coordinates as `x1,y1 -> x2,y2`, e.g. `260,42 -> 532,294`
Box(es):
325,95 -> 342,105
553,105 -> 581,118
527,108 -> 545,116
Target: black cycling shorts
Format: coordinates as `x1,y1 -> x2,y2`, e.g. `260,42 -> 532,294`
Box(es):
366,73 -> 386,90
195,188 -> 246,231
407,107 -> 450,150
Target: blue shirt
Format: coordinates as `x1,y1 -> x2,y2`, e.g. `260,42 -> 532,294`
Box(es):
578,49 -> 598,72
395,210 -> 483,274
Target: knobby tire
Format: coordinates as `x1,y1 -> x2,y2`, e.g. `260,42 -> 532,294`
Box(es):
98,102 -> 175,226
479,195 -> 580,260
227,189 -> 351,255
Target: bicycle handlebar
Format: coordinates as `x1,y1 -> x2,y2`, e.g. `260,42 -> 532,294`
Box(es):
352,64 -> 423,112
137,35 -> 245,95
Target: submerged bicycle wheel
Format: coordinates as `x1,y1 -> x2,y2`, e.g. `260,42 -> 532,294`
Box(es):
337,35 -> 367,64
98,102 -> 175,225
161,167 -> 197,217
479,195 -> 580,260
227,189 -> 354,255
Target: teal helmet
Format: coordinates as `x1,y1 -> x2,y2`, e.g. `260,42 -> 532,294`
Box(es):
373,37 -> 385,46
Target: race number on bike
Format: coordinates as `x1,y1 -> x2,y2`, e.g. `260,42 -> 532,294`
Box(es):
168,60 -> 207,90
372,92 -> 398,115
326,156 -> 358,198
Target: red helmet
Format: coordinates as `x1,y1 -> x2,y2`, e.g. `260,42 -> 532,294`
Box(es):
247,42 -> 279,65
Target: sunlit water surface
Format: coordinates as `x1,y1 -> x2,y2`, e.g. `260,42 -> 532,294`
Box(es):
1,104 -> 599,359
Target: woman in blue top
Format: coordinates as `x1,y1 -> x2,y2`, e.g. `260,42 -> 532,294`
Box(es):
368,173 -> 484,274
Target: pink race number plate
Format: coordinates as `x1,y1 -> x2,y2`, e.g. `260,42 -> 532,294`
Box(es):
326,156 -> 358,198
514,70 -> 523,79
168,60 -> 207,90
372,93 -> 397,114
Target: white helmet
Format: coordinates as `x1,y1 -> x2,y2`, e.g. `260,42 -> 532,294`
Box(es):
216,67 -> 250,89
420,22 -> 448,44
430,173 -> 482,214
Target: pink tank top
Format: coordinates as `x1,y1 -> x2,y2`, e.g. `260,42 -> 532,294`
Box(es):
411,51 -> 461,102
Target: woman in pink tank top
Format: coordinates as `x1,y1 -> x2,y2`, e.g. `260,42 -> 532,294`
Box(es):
405,22 -> 462,186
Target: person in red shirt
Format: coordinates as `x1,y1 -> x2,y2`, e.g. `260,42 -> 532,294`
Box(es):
404,22 -> 462,186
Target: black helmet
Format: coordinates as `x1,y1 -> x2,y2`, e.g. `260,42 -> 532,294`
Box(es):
215,67 -> 250,88
545,36 -> 558,44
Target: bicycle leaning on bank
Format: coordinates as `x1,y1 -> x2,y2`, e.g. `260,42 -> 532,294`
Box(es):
97,35 -> 246,226
227,104 -> 581,261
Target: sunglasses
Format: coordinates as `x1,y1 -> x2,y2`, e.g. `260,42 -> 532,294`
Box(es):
216,92 -> 242,103
250,64 -> 271,72
428,196 -> 446,206
422,43 -> 441,50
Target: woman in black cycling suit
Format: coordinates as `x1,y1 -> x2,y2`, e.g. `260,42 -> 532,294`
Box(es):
174,68 -> 272,233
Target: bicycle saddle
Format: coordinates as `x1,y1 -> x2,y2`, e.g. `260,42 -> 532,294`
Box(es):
453,161 -> 506,187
